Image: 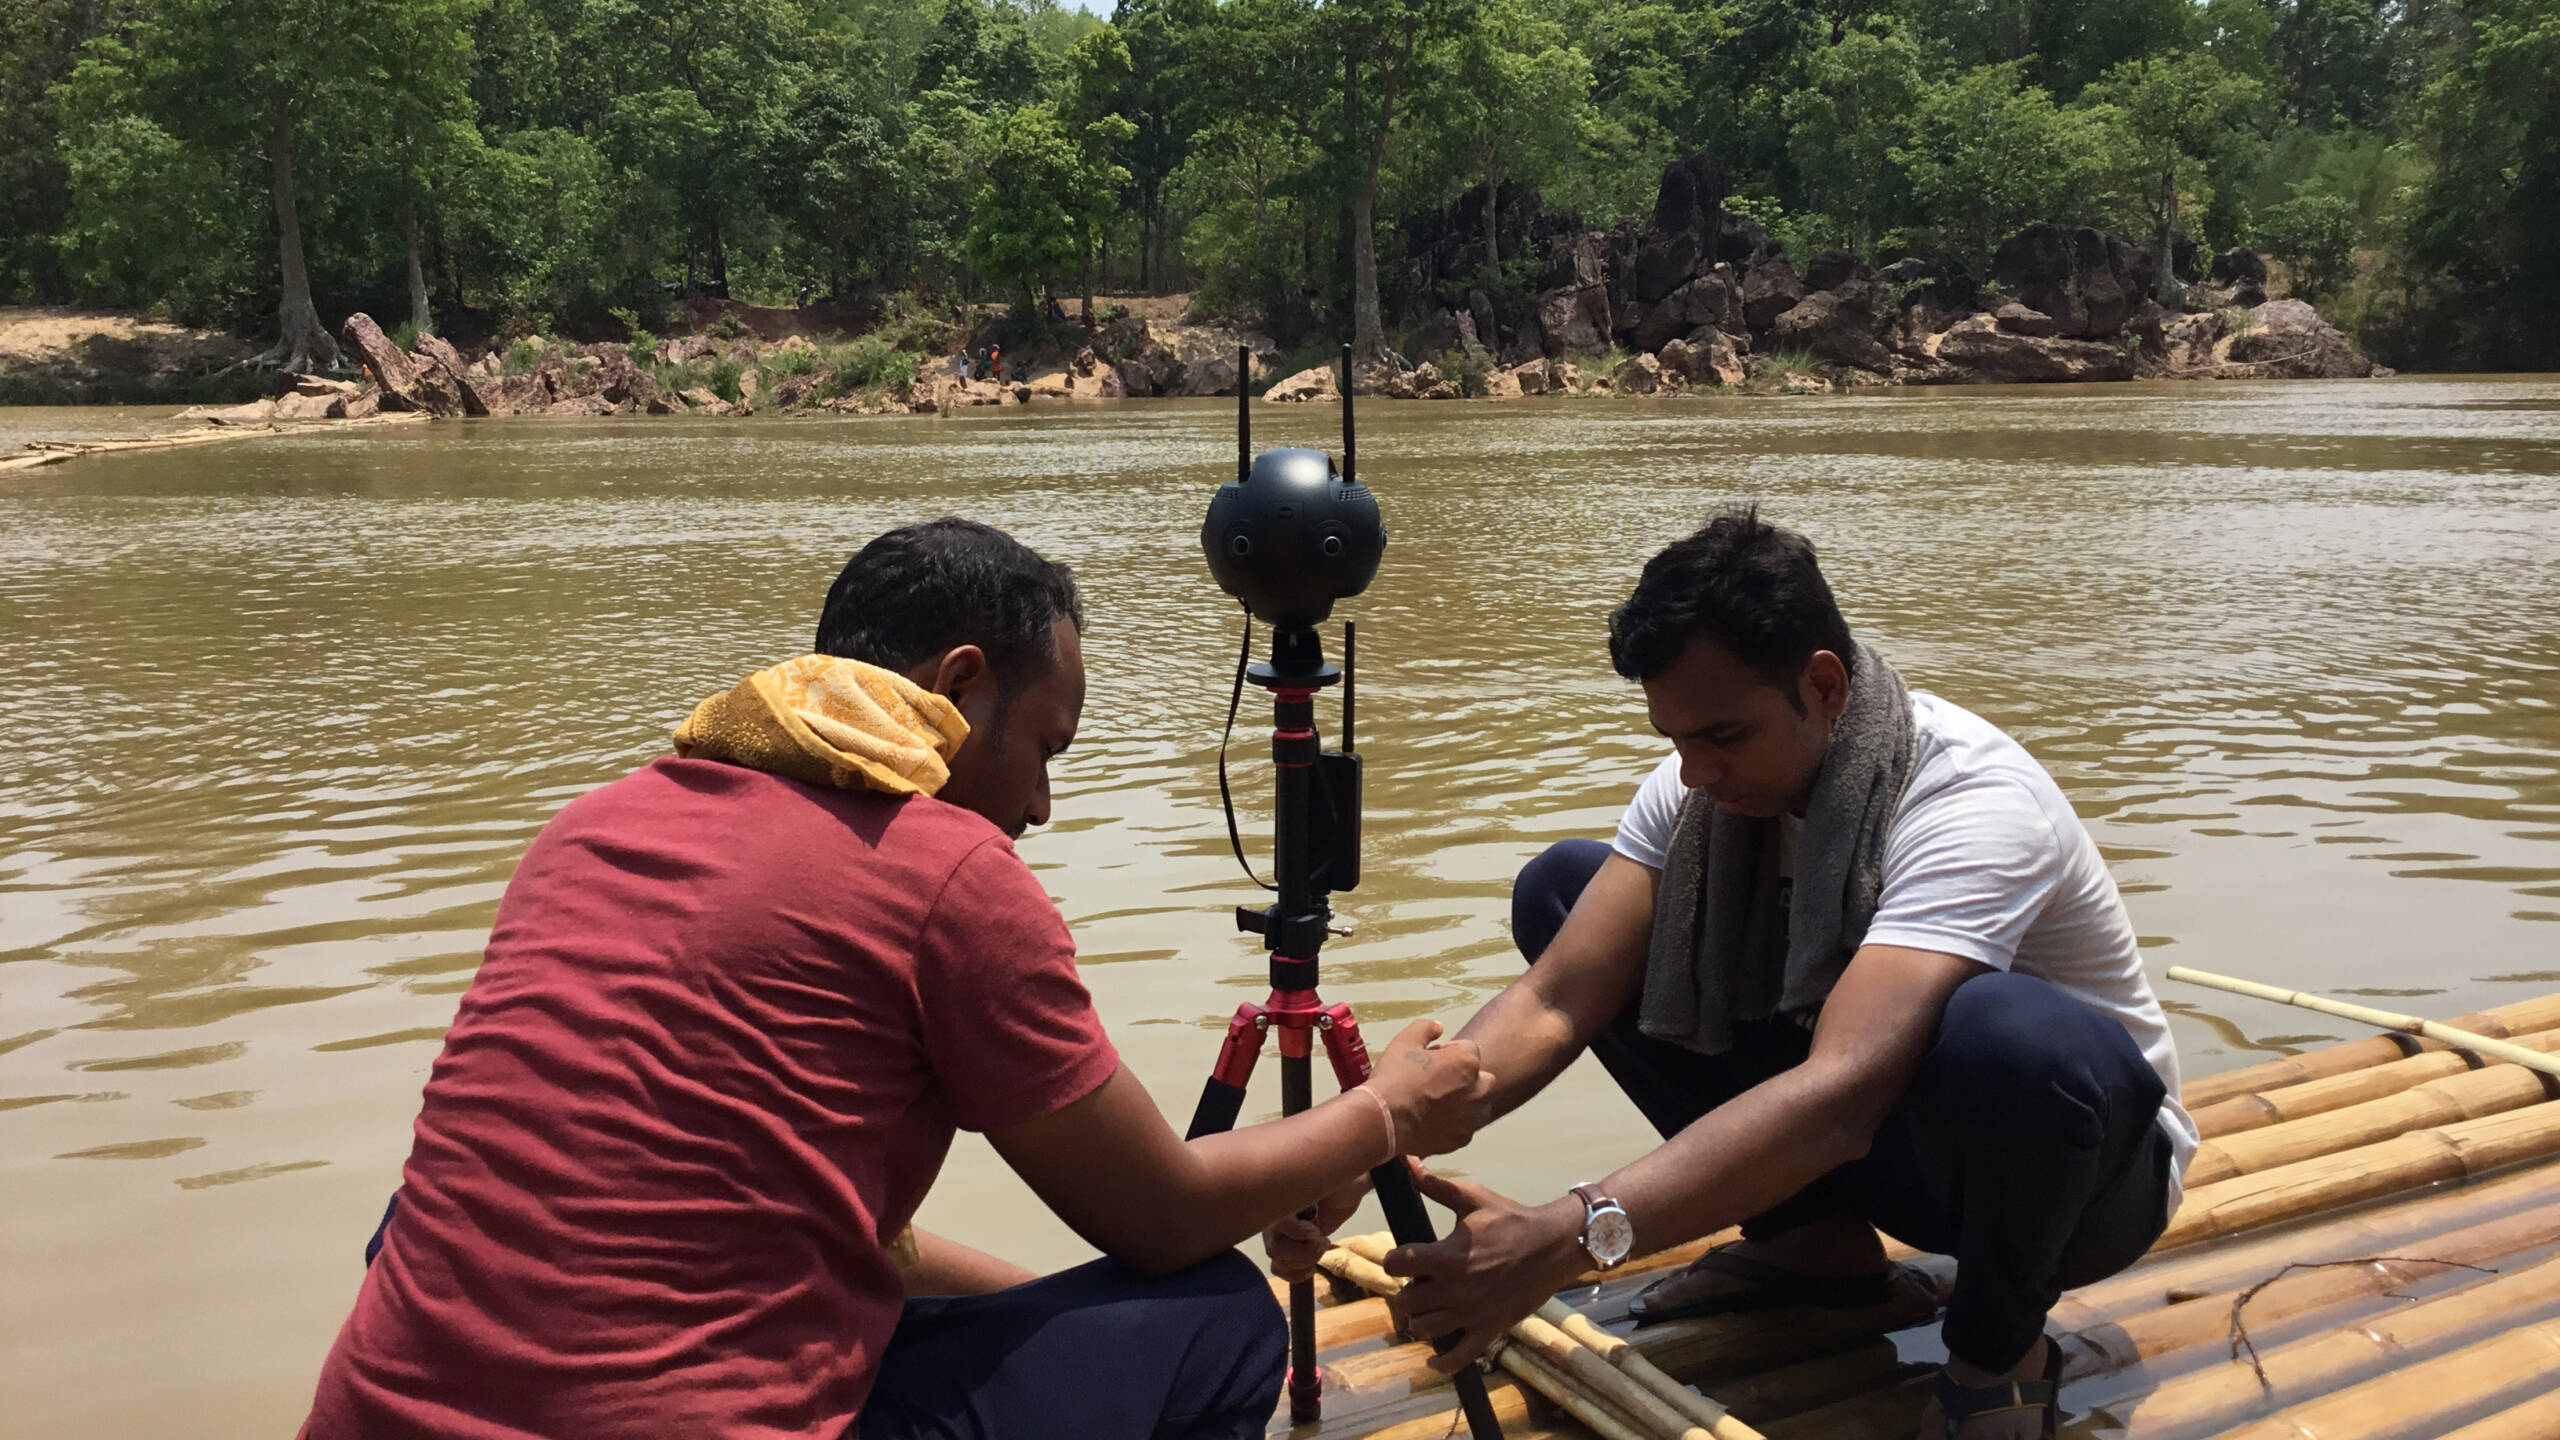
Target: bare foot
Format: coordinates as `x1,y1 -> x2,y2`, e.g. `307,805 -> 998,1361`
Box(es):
1633,1219 -> 1887,1312
1913,1336 -> 2052,1440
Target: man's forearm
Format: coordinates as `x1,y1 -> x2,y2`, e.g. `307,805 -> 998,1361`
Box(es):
1603,1065 -> 1874,1255
900,1227 -> 1039,1296
1455,979 -> 1593,1123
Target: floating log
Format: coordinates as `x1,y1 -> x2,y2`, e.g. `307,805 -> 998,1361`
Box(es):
2191,1028 -> 2560,1140
2179,993 -> 2560,1111
2120,1251 -> 2560,1438
2184,1062 -> 2556,1186
0,411 -> 427,473
2169,968 -> 2560,1080
2158,1101 -> 2560,1249
2201,1316 -> 2560,1440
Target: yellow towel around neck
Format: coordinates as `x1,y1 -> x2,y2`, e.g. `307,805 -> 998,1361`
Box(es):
671,654 -> 970,796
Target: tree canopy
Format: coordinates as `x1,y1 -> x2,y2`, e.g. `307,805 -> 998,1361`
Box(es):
0,0 -> 2551,369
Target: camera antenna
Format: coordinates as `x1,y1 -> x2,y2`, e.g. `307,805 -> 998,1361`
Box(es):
1339,342 -> 1355,485
1236,343 -> 1250,484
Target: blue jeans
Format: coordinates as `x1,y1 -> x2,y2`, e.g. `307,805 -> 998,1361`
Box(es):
1516,838 -> 2172,1371
855,1250 -> 1287,1440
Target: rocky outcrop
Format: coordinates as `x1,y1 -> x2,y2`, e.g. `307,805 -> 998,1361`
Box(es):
2219,299 -> 2377,378
1609,352 -> 1665,394
1535,283 -> 1613,355
343,314 -> 461,416
1989,225 -> 2140,340
1741,258 -> 1806,331
1771,279 -> 1891,370
1262,365 -> 1340,403
1926,315 -> 2137,384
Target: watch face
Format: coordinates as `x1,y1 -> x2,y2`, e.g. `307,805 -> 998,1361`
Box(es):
1587,1207 -> 1635,1266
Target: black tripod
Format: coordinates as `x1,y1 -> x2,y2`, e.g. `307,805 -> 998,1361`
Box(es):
1183,620 -> 1504,1438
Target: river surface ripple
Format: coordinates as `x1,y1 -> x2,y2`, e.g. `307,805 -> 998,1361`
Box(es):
3,378 -> 2558,1434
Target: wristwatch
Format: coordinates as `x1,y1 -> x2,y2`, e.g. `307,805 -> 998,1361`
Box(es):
1570,1183 -> 1634,1270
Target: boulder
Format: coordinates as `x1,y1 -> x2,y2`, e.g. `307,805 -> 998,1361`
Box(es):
182,398 -> 278,426
654,335 -> 717,365
1481,365 -> 1523,399
1630,230 -> 1703,304
1714,211 -> 1777,267
1989,224 -> 2137,340
1665,328 -> 1747,387
1538,232 -> 1608,291
342,313 -> 457,416
411,333 -> 489,416
1070,363 -> 1127,399
736,368 -> 761,406
1649,152 -> 1729,239
2121,300 -> 2170,355
590,348 -> 654,407
2209,247 -> 2267,288
477,372 -> 554,416
1161,325 -> 1278,396
1534,283 -> 1612,355
271,372 -> 360,399
1257,364 -> 1332,403
1631,272 -> 1744,352
270,390 -> 341,421
1802,250 -> 1871,293
1876,256 -> 1979,313
2149,309 -> 2226,376
773,375 -> 817,409
1609,353 -> 1665,394
1505,359 -> 1552,395
1741,258 -> 1804,331
2222,299 -> 2376,379
1929,315 -> 2135,383
1994,302 -> 2058,337
329,390 -> 382,420
677,386 -> 731,415
545,395 -> 617,417
1548,361 -> 1585,393
1771,279 -> 1891,370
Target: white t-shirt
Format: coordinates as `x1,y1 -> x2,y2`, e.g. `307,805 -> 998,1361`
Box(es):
1612,690 -> 2199,1211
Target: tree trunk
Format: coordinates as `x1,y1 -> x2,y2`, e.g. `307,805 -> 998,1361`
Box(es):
707,221 -> 730,299
1483,168 -> 1501,270
263,116 -> 339,373
1351,183 -> 1387,361
403,179 -> 433,337
2155,166 -> 2184,306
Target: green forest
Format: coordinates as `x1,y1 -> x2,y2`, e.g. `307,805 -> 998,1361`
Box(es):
1,0 -> 2554,371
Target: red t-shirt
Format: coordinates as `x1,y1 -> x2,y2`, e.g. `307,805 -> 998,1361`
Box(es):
303,757 -> 1121,1439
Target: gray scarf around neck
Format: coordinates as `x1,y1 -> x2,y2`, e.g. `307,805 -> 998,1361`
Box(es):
1637,641 -> 1917,1056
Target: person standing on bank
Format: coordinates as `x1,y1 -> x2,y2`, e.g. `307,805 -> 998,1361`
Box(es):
303,518 -> 1496,1440
1274,508 -> 2195,1440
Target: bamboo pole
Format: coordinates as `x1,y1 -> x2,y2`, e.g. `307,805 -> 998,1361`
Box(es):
2119,1251 -> 2560,1439
2170,969 -> 2560,1080
1317,1246 -> 1741,1440
2157,1101 -> 2560,1249
2184,1062 -> 2555,1186
2201,1316 -> 2560,1440
1337,1234 -> 1762,1440
0,411 -> 429,473
2434,1388 -> 2560,1440
2076,1193 -> 2560,1387
2058,1157 -> 2560,1322
2178,993 -> 2560,1111
2192,1027 -> 2560,1140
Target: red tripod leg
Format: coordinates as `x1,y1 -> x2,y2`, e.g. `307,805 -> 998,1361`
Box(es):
1185,1003 -> 1266,1140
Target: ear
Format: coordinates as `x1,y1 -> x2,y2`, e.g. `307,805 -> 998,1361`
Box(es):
1803,649 -> 1851,723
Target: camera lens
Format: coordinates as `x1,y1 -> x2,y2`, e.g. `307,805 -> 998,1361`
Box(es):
1229,535 -> 1252,557
1321,534 -> 1344,557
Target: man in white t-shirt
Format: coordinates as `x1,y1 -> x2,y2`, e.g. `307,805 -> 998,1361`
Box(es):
1278,508 -> 2195,1440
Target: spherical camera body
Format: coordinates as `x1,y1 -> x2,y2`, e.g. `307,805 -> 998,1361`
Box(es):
1201,447 -> 1386,630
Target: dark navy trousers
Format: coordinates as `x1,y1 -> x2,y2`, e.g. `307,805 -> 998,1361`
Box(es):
854,1250 -> 1287,1440
1516,839 -> 2173,1371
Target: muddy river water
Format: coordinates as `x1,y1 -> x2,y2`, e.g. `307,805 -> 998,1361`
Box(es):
4,379 -> 2558,1435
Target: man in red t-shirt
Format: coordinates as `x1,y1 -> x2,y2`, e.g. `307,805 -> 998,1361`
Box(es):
303,519 -> 1493,1440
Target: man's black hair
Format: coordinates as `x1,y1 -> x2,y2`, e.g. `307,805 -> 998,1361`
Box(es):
1607,506 -> 1855,709
815,518 -> 1084,689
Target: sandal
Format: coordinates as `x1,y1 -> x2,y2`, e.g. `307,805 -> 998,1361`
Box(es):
1624,1245 -> 1914,1325
1929,1336 -> 2065,1439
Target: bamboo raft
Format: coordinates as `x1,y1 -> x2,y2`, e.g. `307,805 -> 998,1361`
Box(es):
1275,989 -> 2560,1440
